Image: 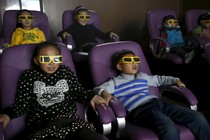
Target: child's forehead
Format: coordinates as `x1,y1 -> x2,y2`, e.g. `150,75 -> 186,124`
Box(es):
78,11 -> 89,15
123,53 -> 135,57
166,18 -> 177,21
20,11 -> 31,15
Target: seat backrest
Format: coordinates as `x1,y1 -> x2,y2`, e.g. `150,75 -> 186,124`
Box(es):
2,10 -> 51,44
0,43 -> 77,139
185,9 -> 210,35
146,9 -> 177,38
89,41 -> 160,97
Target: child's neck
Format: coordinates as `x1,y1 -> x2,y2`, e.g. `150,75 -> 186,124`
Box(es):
23,26 -> 32,30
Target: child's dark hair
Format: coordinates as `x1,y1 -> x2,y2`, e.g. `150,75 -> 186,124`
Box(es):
198,13 -> 210,24
16,9 -> 33,28
162,15 -> 176,26
112,49 -> 135,69
31,41 -> 61,69
73,6 -> 89,23
73,6 -> 88,16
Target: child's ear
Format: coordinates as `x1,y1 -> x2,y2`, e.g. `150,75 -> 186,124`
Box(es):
33,57 -> 39,65
116,64 -> 122,71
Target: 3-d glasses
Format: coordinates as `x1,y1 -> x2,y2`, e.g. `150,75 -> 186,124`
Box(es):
118,56 -> 141,64
39,55 -> 63,64
18,15 -> 34,20
165,19 -> 178,25
77,15 -> 90,20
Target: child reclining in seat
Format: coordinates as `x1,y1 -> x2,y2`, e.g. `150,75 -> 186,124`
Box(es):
57,6 -> 119,53
94,49 -> 210,140
159,15 -> 196,64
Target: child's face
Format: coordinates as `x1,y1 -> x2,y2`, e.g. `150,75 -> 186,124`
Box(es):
34,45 -> 62,74
75,11 -> 90,26
201,20 -> 210,28
164,19 -> 178,28
116,54 -> 140,75
18,11 -> 34,29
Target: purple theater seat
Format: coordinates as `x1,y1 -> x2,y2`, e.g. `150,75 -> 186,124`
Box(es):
89,41 -> 198,140
0,43 -> 115,140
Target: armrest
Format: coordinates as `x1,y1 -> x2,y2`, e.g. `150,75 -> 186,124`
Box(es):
95,105 -> 116,124
63,36 -> 76,50
0,38 -> 3,54
95,104 -> 116,135
150,37 -> 183,64
109,99 -> 126,118
51,36 -> 63,44
72,52 -> 88,62
186,35 -> 209,48
160,85 -> 198,110
150,37 -> 171,51
109,100 -> 126,132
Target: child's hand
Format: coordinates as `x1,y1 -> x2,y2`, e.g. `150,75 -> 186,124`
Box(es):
101,90 -> 117,105
176,79 -> 186,88
90,95 -> 108,112
110,32 -> 119,40
62,32 -> 71,39
0,114 -> 10,129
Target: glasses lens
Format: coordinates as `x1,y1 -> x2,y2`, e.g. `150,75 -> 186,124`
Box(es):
40,56 -> 50,63
85,15 -> 90,19
78,15 -> 85,19
27,15 -> 34,20
53,56 -> 63,63
19,15 -> 34,20
133,57 -> 140,62
19,15 -> 26,20
123,57 -> 132,62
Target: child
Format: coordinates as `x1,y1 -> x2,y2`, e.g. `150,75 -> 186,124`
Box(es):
0,41 -> 109,140
94,49 -> 210,140
192,13 -> 210,41
57,6 -> 119,52
6,9 -> 46,48
160,15 -> 195,64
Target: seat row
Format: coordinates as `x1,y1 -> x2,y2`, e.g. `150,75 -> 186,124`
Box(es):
0,41 -> 199,140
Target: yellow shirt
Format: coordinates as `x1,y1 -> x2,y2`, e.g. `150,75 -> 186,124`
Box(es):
10,27 -> 46,47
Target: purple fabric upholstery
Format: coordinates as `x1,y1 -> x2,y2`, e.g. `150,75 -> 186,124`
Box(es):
89,41 -> 196,140
146,9 -> 184,64
0,43 -> 113,139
